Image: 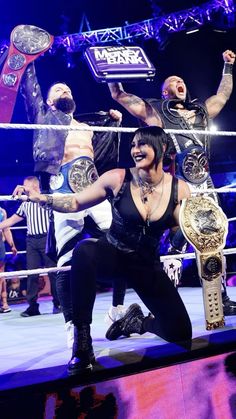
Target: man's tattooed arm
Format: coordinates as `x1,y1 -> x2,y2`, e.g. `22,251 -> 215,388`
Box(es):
108,82 -> 162,126
205,49 -> 235,119
216,73 -> 233,100
13,173 -> 111,212
205,73 -> 233,119
40,194 -> 79,213
109,82 -> 144,106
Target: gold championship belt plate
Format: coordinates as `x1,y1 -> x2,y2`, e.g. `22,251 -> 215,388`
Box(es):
179,195 -> 228,330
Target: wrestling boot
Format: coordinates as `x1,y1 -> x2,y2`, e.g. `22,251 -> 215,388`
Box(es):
67,324 -> 95,376
104,304 -> 127,326
20,303 -> 41,317
222,294 -> 236,316
106,303 -> 145,341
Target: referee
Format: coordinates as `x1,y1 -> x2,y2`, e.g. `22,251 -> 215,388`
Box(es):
0,176 -> 60,316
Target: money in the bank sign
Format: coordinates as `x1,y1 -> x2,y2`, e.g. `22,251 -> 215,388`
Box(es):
85,46 -> 156,82
94,46 -> 147,65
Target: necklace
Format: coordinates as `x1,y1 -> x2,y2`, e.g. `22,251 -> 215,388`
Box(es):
176,107 -> 195,121
138,172 -> 164,204
138,173 -> 165,227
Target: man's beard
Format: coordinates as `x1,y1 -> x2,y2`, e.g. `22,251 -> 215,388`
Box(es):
54,97 -> 76,114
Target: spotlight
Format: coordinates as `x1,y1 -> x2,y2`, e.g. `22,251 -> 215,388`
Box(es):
209,124 -> 218,132
186,29 -> 200,35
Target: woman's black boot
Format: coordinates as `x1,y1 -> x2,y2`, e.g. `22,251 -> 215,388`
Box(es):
67,324 -> 95,376
106,303 -> 145,341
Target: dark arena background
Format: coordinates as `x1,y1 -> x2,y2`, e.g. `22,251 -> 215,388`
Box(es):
1,1 -> 236,418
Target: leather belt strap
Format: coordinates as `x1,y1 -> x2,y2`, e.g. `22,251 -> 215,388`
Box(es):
0,24 -> 54,122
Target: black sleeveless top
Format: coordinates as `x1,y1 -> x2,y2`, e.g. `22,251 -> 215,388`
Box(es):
144,98 -> 208,153
106,170 -> 179,262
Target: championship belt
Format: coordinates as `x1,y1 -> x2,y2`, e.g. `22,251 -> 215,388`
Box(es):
176,147 -> 209,184
179,195 -> 228,330
84,46 -> 156,82
0,24 -> 54,122
68,158 -> 99,193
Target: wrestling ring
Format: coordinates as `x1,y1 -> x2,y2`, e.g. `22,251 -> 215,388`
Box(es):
0,122 -> 236,309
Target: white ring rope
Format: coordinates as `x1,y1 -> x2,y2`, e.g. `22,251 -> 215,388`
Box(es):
0,196 -> 19,201
228,217 -> 236,222
0,186 -> 236,204
190,188 -> 236,194
0,122 -> 236,136
4,226 -> 27,230
0,265 -> 70,279
1,247 -> 236,279
5,251 -> 26,255
221,183 -> 236,189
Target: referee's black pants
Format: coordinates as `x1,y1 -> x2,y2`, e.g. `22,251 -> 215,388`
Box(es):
26,235 -> 59,307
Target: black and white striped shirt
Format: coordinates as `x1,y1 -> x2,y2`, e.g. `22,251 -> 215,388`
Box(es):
16,202 -> 50,236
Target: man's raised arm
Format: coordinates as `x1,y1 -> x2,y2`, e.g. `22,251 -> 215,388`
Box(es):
108,82 -> 162,127
205,49 -> 235,119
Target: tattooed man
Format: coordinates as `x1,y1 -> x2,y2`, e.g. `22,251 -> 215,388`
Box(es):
108,50 -> 236,315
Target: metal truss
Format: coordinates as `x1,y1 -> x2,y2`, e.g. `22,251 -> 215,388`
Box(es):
0,0 -> 235,57
50,0 -> 234,53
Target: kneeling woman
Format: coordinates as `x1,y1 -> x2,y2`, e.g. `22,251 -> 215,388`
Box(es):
14,126 -> 192,375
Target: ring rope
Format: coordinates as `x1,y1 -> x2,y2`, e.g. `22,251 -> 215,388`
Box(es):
1,247 -> 236,279
0,186 -> 236,204
190,188 -> 236,194
228,217 -> 236,222
0,196 -> 19,201
0,265 -> 70,279
5,251 -> 26,255
0,122 -> 236,136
